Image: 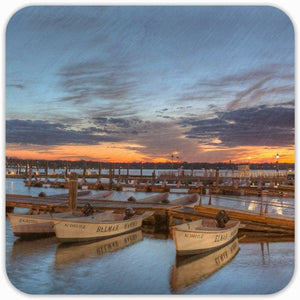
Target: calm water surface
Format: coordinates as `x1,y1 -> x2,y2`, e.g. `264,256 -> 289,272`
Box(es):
5,178 -> 295,294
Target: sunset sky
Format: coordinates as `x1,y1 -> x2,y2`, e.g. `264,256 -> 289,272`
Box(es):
6,6 -> 295,163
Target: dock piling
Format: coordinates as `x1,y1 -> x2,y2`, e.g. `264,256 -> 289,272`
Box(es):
68,172 -> 78,210
260,195 -> 263,216
208,194 -> 212,205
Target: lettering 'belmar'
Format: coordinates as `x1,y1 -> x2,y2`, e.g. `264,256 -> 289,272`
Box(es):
96,224 -> 119,232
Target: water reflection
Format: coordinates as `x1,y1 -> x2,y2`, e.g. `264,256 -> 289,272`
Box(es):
10,236 -> 58,258
247,197 -> 293,216
239,234 -> 294,266
55,229 -> 143,265
170,237 -> 240,293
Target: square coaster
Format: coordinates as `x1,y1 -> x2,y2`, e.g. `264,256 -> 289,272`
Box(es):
5,5 -> 294,295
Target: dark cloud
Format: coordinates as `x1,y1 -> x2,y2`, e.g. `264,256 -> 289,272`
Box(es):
6,119 -> 121,145
6,117 -> 165,148
181,104 -> 294,147
92,117 -> 150,136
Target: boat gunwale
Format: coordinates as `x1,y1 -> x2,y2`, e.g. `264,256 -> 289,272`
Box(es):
52,211 -> 153,225
7,212 -> 79,219
172,220 -> 240,234
7,211 -> 114,220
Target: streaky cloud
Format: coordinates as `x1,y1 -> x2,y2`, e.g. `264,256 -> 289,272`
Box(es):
57,58 -> 140,105
6,84 -> 25,90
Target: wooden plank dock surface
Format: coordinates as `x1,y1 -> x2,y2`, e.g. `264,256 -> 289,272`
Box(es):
6,194 -> 178,212
6,193 -> 294,235
169,204 -> 294,235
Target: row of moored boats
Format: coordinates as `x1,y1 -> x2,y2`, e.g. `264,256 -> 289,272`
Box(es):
7,204 -> 241,255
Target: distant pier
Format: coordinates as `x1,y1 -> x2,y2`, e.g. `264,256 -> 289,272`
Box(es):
15,169 -> 294,198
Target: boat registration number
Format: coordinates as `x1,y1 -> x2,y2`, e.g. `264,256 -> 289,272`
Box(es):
184,233 -> 204,239
18,218 -> 38,224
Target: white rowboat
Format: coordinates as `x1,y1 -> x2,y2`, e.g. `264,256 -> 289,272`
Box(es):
171,194 -> 199,207
172,218 -> 240,255
7,210 -> 113,238
53,211 -> 153,243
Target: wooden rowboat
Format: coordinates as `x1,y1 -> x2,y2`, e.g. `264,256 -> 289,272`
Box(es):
172,211 -> 240,255
53,210 -> 153,243
7,210 -> 113,239
79,190 -> 114,200
171,194 -> 199,207
138,192 -> 169,203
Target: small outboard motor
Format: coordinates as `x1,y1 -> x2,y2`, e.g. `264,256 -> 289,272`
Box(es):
124,207 -> 136,220
215,210 -> 230,228
81,203 -> 94,216
128,196 -> 137,202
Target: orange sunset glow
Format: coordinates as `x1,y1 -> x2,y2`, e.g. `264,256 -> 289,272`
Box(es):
6,142 -> 295,164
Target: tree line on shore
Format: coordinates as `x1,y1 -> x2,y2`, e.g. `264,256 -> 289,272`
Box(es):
5,157 -> 294,171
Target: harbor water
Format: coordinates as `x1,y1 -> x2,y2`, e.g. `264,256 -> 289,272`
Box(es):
5,178 -> 295,295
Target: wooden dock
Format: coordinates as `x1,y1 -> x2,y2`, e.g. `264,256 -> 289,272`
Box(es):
6,172 -> 294,236
6,193 -> 176,213
6,194 -> 294,237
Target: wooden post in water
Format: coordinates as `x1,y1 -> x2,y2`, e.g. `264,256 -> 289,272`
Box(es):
45,161 -> 48,178
263,190 -> 269,214
118,165 -> 121,182
83,161 -> 86,178
264,200 -> 269,214
28,163 -> 32,186
151,169 -> 156,187
68,172 -> 78,210
126,164 -> 129,184
98,162 -> 102,177
260,193 -> 264,216
215,168 -> 219,188
25,161 -> 28,176
109,167 -> 113,190
199,188 -> 202,206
